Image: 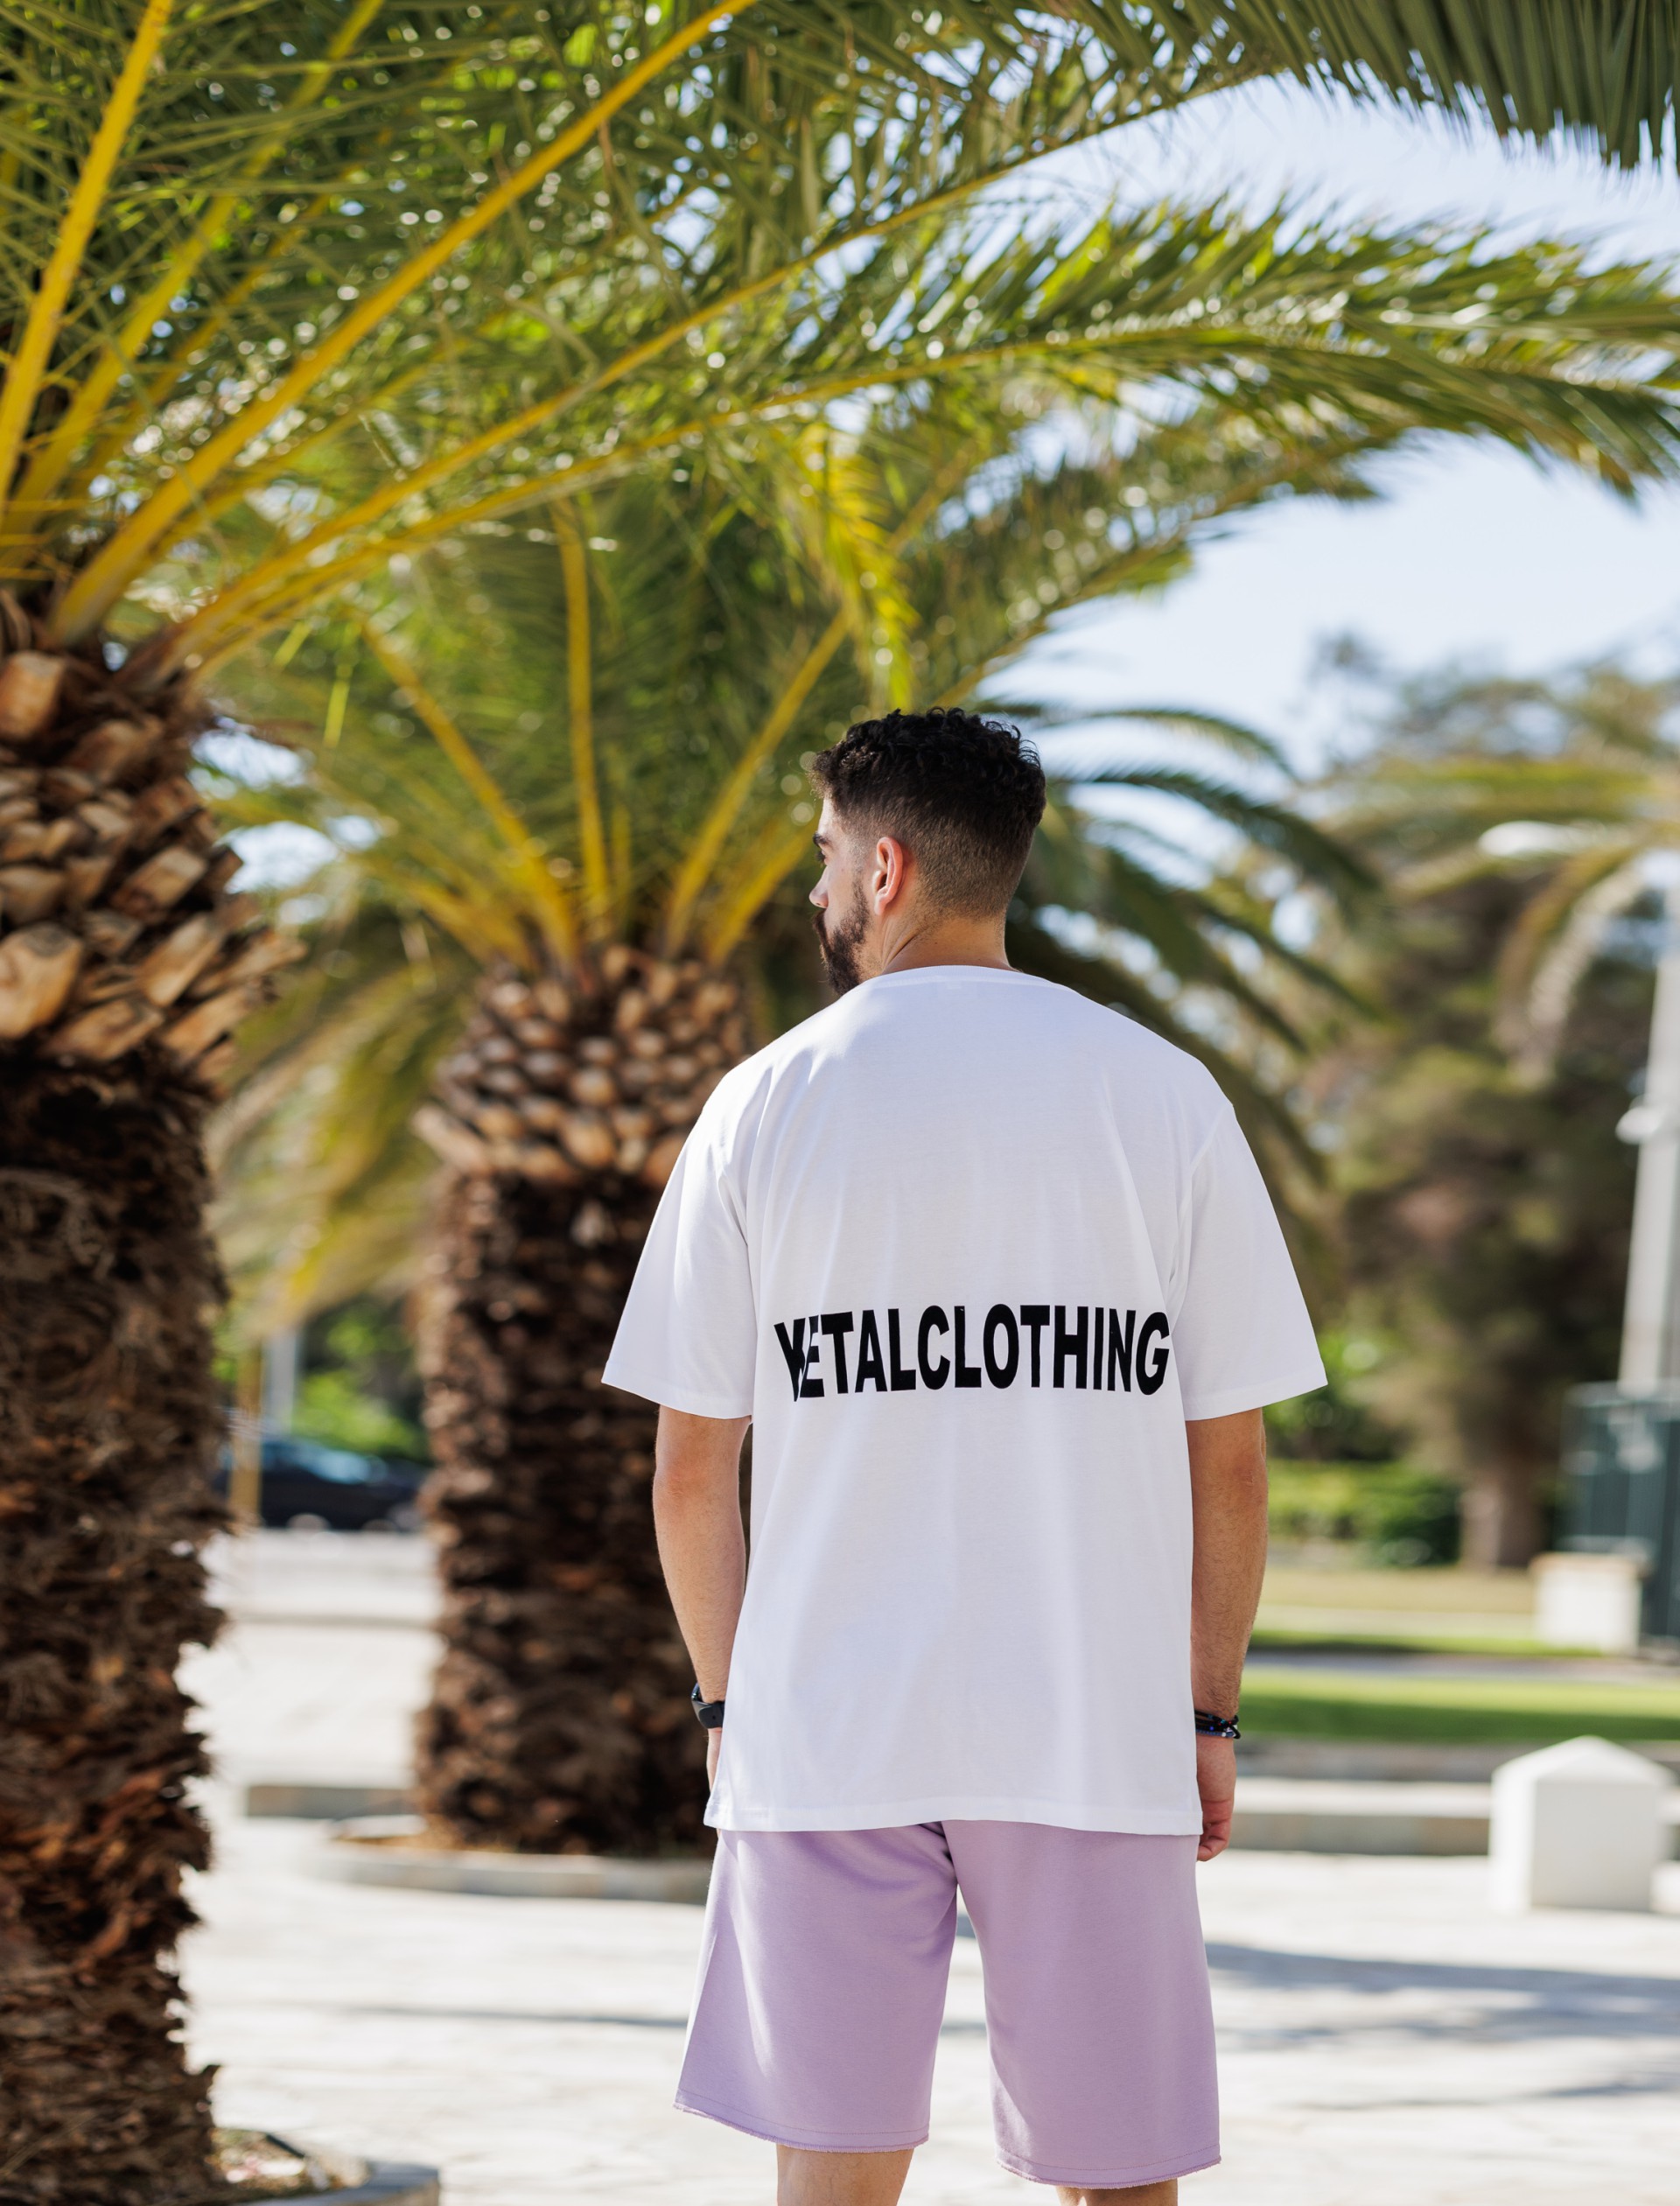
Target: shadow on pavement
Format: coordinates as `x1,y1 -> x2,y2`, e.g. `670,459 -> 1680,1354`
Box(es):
1207,1940 -> 1680,2043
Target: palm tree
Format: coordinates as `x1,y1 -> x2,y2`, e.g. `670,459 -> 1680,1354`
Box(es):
1293,666 -> 1679,1563
0,10 -> 1317,2195
220,274 -> 1680,1851
1320,666 -> 1679,1079
4,7 -> 1680,2189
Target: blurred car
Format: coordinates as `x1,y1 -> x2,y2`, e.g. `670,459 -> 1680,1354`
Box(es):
214,1432 -> 429,1531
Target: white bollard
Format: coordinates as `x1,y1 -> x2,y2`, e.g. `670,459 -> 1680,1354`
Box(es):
1489,1736 -> 1673,1913
1531,1551 -> 1644,1654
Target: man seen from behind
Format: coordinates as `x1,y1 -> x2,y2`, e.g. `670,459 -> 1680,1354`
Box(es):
604,708 -> 1326,2206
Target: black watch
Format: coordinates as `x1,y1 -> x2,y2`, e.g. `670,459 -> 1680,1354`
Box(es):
1194,1706 -> 1241,1740
691,1684 -> 726,1730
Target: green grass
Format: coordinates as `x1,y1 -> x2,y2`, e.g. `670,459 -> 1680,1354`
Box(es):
1241,1666 -> 1680,1745
1260,1564 -> 1534,1615
1250,1627 -> 1571,1661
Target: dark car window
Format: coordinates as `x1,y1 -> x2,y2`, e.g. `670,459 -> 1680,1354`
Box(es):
262,1437 -> 382,1485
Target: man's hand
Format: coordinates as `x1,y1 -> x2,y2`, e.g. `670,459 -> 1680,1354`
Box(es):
1195,1733 -> 1236,1861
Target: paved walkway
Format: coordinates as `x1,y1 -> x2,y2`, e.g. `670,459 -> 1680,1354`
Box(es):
179,1532 -> 1680,2202
184,1812 -> 1680,2206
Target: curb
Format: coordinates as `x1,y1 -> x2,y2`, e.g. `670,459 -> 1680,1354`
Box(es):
312,1816 -> 711,1901
245,1781 -> 413,1820
1231,1777 -> 1493,1856
297,2167 -> 439,2205
261,2138 -> 440,2205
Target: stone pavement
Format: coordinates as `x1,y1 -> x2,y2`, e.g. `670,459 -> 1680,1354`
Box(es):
184,1533 -> 437,1801
179,1532 -> 1680,2202
184,1810 -> 1680,2206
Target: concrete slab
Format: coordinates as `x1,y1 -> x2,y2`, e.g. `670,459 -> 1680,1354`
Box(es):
206,1530 -> 438,1627
181,1616 -> 433,1799
1233,1777 -> 1494,1854
315,1817 -> 713,1901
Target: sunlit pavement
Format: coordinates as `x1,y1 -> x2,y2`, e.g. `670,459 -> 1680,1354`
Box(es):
180,1533 -> 1680,2202
183,1533 -> 438,1803
183,1808 -> 1680,2206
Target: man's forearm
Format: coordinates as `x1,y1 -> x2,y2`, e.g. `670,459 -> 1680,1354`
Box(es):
652,1407 -> 750,1701
1186,1409 -> 1270,1715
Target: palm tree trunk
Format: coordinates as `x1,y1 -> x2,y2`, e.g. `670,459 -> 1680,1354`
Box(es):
0,1061 -> 223,2206
0,612 -> 299,2201
414,952 -> 747,1853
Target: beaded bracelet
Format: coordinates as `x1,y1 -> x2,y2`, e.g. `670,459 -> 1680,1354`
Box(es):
1194,1708 -> 1241,1740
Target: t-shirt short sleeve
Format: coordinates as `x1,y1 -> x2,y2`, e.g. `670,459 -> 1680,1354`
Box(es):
1168,1103 -> 1325,1419
602,1110 -> 757,1418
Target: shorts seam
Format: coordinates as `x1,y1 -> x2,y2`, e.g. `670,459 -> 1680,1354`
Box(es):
996,2142 -> 1222,2187
675,2091 -> 928,2153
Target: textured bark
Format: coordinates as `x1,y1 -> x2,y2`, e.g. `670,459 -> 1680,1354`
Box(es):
0,605 -> 298,2200
0,1059 -> 224,2205
0,606 -> 298,1080
415,950 -> 748,1854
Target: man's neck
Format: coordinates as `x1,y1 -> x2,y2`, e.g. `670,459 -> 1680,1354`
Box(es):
874,911 -> 1010,977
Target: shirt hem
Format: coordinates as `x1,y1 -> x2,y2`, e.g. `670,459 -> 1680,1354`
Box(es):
707,1795 -> 1201,1835
1180,1363 -> 1326,1418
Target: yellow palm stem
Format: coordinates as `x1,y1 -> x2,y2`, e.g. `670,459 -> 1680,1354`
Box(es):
322,672 -> 351,747
610,801 -> 634,933
662,606 -> 848,952
318,785 -> 542,930
662,462 -> 959,951
51,0 -> 751,641
358,621 -> 580,969
390,874 -> 533,969
10,0 -> 387,525
703,816 -> 814,962
163,438 -> 652,672
0,0 -> 174,529
83,156 -> 391,497
188,368 -> 431,536
87,152 -> 1033,642
554,508 -> 610,934
356,825 -> 538,942
108,116 -> 402,473
171,351 -> 1026,669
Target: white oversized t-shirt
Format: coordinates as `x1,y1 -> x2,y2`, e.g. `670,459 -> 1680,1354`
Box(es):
604,967 -> 1323,1834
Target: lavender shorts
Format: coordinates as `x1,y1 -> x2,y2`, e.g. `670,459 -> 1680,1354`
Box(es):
676,1822 -> 1218,2189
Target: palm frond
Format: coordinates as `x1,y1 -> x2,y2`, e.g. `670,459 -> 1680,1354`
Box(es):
1065,762 -> 1376,907
1019,705 -> 1294,776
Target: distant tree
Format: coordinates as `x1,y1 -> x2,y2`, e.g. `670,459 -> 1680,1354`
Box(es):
1311,665 -> 1662,1566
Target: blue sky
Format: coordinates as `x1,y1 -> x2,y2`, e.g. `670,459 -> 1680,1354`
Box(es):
1019,81 -> 1680,768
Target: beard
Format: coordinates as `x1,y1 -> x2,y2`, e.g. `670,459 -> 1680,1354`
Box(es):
814,882 -> 870,994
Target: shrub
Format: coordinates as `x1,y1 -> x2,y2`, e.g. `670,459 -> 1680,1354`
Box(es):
1267,1460 -> 1462,1565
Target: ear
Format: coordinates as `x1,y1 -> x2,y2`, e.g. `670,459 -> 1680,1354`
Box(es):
872,833 -> 911,913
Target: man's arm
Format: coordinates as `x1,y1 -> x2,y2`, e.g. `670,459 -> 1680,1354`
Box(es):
1186,1406 -> 1269,1862
652,1405 -> 752,1783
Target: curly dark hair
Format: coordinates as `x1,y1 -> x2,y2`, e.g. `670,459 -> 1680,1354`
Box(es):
808,707 -> 1046,916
